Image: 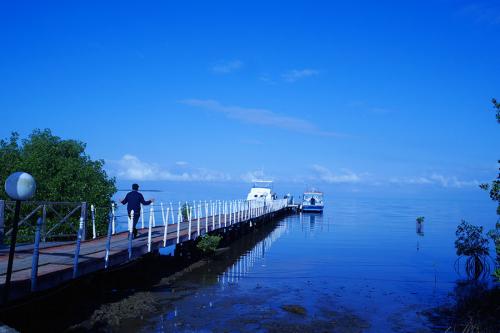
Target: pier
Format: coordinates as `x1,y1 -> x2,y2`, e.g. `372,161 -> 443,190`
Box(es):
0,198 -> 290,306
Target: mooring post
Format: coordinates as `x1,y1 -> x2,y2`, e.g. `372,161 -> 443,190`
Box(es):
31,217 -> 43,291
104,213 -> 112,269
91,204 -> 96,239
81,202 -> 87,241
148,206 -> 153,252
128,210 -> 134,259
111,202 -> 116,234
73,217 -> 84,278
0,200 -> 4,245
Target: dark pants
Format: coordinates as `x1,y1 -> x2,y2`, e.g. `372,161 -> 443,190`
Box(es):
128,211 -> 141,236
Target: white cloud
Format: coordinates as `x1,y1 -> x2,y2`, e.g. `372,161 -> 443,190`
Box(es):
282,69 -> 319,82
111,155 -> 231,182
240,170 -> 271,183
310,165 -> 362,183
390,173 -> 479,188
180,99 -> 340,137
211,60 -> 243,74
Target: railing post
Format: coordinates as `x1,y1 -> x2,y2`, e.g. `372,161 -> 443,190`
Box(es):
230,201 -> 233,224
128,210 -> 134,259
176,202 -> 181,244
0,200 -> 4,245
41,204 -> 47,242
163,206 -> 170,247
197,201 -> 201,237
170,202 -> 174,225
187,202 -> 192,240
81,202 -> 87,241
73,217 -> 84,278
204,200 -> 208,233
211,201 -> 215,230
161,202 -> 166,226
141,204 -> 145,229
111,202 -> 116,235
224,201 -> 227,227
31,217 -> 43,291
152,203 -> 156,228
91,204 -> 96,239
104,213 -> 113,269
218,201 -> 221,228
148,206 -> 153,252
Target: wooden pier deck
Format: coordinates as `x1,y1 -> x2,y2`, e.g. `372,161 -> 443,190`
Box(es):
0,200 -> 289,305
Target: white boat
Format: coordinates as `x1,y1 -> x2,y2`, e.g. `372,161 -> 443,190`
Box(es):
246,180 -> 276,203
302,189 -> 324,212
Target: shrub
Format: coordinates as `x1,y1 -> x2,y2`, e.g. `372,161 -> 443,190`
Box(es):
196,235 -> 222,254
455,220 -> 490,280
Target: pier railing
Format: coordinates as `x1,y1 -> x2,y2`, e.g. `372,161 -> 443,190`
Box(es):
0,201 -> 87,245
0,197 -> 289,303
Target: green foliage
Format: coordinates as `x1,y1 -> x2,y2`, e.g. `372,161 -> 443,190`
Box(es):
0,129 -> 116,239
455,220 -> 490,280
196,235 -> 222,254
492,98 -> 500,124
416,216 -> 425,224
479,99 -> 500,279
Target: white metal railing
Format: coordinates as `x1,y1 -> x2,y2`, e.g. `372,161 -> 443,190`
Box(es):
108,198 -> 288,255
17,197 -> 289,293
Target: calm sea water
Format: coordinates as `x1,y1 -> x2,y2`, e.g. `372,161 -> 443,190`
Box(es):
110,184 -> 498,332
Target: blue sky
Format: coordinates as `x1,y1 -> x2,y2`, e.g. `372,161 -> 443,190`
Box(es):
1,0 -> 499,195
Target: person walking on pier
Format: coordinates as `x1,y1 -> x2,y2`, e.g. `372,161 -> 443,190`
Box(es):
119,183 -> 154,238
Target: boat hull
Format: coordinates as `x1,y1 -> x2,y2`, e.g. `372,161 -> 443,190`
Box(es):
301,205 -> 324,212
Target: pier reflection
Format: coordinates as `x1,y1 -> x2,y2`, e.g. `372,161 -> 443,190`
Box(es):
217,221 -> 287,286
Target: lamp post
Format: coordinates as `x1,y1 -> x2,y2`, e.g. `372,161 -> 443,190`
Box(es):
3,172 -> 36,303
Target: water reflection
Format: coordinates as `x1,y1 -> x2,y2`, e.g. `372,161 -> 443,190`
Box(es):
416,219 -> 424,251
218,222 -> 287,286
299,212 -> 329,237
130,196 -> 497,333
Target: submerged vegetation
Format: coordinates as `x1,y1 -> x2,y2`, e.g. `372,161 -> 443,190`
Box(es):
454,220 -> 490,280
435,99 -> 500,332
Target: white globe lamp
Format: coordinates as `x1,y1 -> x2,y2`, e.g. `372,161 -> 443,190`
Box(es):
5,172 -> 36,201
